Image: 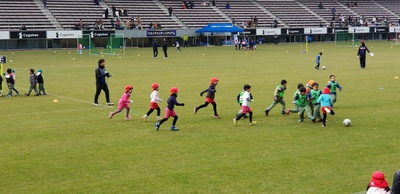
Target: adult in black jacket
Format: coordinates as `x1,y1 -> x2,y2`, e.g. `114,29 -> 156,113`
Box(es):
152,39 -> 159,59
357,42 -> 371,69
94,59 -> 113,106
162,38 -> 168,58
393,169 -> 400,194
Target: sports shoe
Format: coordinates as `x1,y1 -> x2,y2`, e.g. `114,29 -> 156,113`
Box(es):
213,114 -> 220,119
170,126 -> 179,131
194,107 -> 198,114
155,123 -> 160,131
322,125 -> 326,128
265,109 -> 269,116
16,92 -> 20,96
25,93 -> 30,96
94,103 -> 100,106
6,94 -> 11,98
233,118 -> 237,125
106,102 -> 114,106
109,112 -> 113,119
142,115 -> 147,121
125,116 -> 132,120
249,121 -> 257,125
298,119 -> 303,122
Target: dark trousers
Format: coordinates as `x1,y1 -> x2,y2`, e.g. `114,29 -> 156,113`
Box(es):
163,50 -> 168,58
153,49 -> 158,58
94,83 -> 110,103
359,55 -> 366,68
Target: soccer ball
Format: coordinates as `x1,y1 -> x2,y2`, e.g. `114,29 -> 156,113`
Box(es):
322,66 -> 326,70
343,119 -> 351,126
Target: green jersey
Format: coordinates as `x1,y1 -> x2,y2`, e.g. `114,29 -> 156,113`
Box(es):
310,89 -> 321,104
295,93 -> 307,107
274,85 -> 285,99
237,91 -> 252,104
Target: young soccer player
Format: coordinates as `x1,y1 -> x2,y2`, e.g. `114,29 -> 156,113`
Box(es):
236,85 -> 254,118
5,68 -> 14,97
37,69 -> 47,95
287,83 -> 304,115
265,79 -> 289,116
234,84 -> 257,125
317,87 -> 335,127
194,78 -> 220,118
326,74 -> 342,106
291,87 -> 308,122
315,52 -> 322,70
308,82 -> 322,122
143,83 -> 163,121
109,85 -> 134,120
155,87 -> 185,131
11,69 -> 20,95
25,69 -> 39,96
176,40 -> 182,52
305,80 -> 315,121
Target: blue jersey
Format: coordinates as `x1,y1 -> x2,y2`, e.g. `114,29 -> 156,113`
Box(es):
316,55 -> 321,63
316,94 -> 332,107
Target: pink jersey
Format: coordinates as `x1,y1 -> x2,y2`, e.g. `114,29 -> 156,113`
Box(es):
118,93 -> 131,110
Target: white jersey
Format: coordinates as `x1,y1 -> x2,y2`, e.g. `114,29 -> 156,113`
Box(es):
242,91 -> 251,107
150,91 -> 162,103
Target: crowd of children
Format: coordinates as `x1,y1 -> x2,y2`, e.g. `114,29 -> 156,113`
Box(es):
1,68 -> 45,97
107,75 -> 342,131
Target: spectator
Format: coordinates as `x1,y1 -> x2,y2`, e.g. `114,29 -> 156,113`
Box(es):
211,0 -> 215,6
189,1 -> 194,9
331,7 -> 336,15
120,7 -> 128,16
21,24 -> 26,31
104,9 -> 109,19
96,19 -> 105,30
253,16 -> 258,28
112,5 -> 116,17
182,1 -> 187,9
225,2 -> 230,9
43,0 -> 47,9
273,18 -> 278,28
94,0 -> 99,5
168,6 -> 173,16
116,19 -> 121,29
77,19 -> 83,30
318,2 -> 323,9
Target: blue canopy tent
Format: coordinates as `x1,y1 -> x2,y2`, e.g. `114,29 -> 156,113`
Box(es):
195,23 -> 244,46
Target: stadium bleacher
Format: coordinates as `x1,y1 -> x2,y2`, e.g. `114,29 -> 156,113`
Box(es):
1,0 -> 399,31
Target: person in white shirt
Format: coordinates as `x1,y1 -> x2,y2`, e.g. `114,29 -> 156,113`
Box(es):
233,84 -> 256,125
143,83 -> 163,121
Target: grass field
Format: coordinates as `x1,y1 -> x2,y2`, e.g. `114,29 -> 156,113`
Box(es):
1,40 -> 400,193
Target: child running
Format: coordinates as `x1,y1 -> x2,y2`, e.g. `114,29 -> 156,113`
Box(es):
265,79 -> 289,116
308,82 -> 322,122
317,87 -> 335,127
291,87 -> 308,122
194,78 -> 220,118
326,74 -> 342,107
109,85 -> 134,120
155,87 -> 184,131
234,84 -> 256,125
236,86 -> 254,118
143,83 -> 163,121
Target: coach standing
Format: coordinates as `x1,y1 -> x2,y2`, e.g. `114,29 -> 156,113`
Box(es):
152,39 -> 159,59
162,38 -> 168,58
357,42 -> 371,69
94,59 -> 113,106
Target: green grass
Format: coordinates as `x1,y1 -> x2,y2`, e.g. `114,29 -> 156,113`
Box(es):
1,41 -> 400,193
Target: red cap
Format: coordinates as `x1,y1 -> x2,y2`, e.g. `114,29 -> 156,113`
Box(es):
152,83 -> 159,90
323,87 -> 330,94
369,171 -> 388,188
210,77 -> 219,84
125,85 -> 133,93
170,87 -> 179,95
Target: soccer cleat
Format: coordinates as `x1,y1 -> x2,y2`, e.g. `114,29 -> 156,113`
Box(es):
233,118 -> 237,125
298,119 -> 303,122
322,125 -> 326,128
94,103 -> 100,106
125,116 -> 132,120
213,114 -> 220,119
170,126 -> 179,131
142,115 -> 147,121
6,94 -> 11,98
249,121 -> 257,125
155,123 -> 160,131
194,107 -> 198,114
265,109 -> 269,116
109,112 -> 113,119
106,102 -> 114,106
